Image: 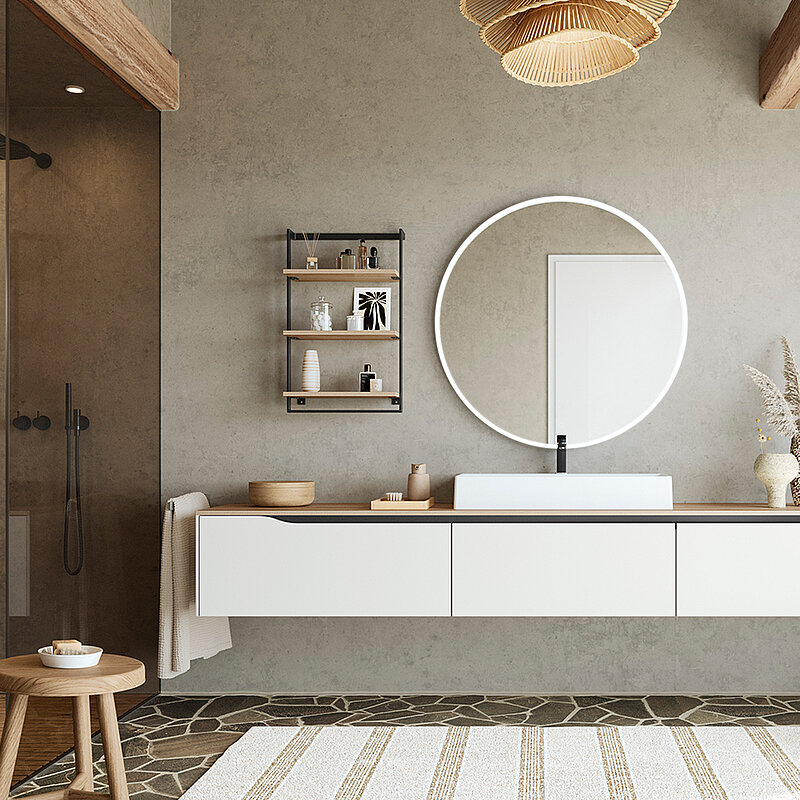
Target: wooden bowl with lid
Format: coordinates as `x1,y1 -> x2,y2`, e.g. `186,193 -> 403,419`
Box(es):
249,481 -> 315,507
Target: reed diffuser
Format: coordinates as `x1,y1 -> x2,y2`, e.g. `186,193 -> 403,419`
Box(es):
302,231 -> 320,269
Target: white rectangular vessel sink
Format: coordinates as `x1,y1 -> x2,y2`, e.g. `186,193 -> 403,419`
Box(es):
454,473 -> 673,510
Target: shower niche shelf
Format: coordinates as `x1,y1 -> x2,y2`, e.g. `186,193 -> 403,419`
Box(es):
284,229 -> 404,414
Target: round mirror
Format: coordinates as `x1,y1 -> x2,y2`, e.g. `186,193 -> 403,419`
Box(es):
435,197 -> 688,449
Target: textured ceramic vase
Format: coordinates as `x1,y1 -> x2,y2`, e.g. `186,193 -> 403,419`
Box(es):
754,453 -> 800,508
301,349 -> 320,392
407,463 -> 431,501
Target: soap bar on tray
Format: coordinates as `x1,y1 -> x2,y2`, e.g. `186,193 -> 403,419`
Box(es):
52,638 -> 83,655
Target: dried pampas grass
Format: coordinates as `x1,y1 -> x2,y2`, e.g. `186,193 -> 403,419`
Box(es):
781,336 -> 800,420
744,362 -> 799,438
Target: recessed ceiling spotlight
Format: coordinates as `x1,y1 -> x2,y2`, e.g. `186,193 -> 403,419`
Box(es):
65,84 -> 85,94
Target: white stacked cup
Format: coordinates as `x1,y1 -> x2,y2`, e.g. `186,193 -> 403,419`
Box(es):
301,350 -> 320,392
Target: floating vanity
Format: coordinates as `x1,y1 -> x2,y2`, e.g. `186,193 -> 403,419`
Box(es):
196,504 -> 800,619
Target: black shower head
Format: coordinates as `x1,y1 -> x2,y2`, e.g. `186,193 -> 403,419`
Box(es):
0,137 -> 51,169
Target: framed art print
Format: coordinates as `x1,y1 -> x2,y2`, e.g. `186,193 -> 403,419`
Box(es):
353,287 -> 391,331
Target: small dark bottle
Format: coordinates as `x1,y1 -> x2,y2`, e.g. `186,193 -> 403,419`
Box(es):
366,246 -> 380,269
359,363 -> 376,392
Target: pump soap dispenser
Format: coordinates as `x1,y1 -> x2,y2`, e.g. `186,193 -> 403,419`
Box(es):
407,464 -> 431,501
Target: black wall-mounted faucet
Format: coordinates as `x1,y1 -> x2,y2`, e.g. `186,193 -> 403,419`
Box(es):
556,434 -> 567,473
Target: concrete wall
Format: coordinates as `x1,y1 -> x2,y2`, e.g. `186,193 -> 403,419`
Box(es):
124,0 -> 170,49
161,0 -> 800,693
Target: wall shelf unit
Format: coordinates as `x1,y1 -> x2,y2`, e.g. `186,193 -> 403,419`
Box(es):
285,229 -> 404,413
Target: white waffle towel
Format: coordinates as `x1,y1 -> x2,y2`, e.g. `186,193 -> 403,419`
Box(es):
158,491 -> 232,678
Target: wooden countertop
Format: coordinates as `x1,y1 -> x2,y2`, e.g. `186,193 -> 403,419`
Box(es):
198,503 -> 800,521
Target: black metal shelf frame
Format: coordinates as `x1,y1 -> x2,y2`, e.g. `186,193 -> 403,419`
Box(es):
285,228 -> 404,413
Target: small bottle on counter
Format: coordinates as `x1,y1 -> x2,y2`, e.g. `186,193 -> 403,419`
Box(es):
359,363 -> 376,392
336,252 -> 343,269
407,463 -> 431,501
357,240 -> 368,270
366,246 -> 380,269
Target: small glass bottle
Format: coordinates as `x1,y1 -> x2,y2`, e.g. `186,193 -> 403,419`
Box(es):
359,363 -> 376,392
357,239 -> 368,270
335,252 -> 343,269
310,296 -> 333,331
341,249 -> 356,269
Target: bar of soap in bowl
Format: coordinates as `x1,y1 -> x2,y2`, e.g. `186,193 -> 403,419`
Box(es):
39,645 -> 103,669
53,638 -> 82,654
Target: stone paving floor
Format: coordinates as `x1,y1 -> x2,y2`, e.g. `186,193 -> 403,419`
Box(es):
13,694 -> 800,799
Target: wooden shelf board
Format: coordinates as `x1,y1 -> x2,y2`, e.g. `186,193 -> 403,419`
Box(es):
283,330 -> 399,340
284,269 -> 399,282
284,391 -> 400,399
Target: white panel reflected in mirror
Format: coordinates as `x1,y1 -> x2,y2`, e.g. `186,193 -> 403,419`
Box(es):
548,254 -> 684,445
435,197 -> 688,449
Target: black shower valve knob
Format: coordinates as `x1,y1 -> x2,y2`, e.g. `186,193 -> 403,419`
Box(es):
12,411 -> 31,430
33,411 -> 51,430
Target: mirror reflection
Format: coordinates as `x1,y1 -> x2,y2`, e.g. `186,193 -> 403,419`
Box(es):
436,199 -> 687,448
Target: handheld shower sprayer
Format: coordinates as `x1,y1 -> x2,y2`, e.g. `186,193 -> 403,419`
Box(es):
63,383 -> 89,575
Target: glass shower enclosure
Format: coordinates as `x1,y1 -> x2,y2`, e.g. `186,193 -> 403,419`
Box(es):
4,0 -> 161,692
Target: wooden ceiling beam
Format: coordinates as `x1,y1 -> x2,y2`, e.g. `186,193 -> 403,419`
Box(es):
761,0 -> 800,109
17,0 -> 179,111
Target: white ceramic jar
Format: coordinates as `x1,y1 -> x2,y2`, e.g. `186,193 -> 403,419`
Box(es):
346,311 -> 365,331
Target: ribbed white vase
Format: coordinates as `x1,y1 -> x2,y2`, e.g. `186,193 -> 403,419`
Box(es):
301,349 -> 320,392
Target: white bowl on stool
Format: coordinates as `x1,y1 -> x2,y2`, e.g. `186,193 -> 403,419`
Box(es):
38,645 -> 103,669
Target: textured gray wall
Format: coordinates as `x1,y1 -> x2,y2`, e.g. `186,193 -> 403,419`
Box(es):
123,0 -> 170,48
440,202 -> 656,442
162,0 -> 800,693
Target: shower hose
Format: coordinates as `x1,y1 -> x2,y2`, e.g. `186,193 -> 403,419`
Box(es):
63,388 -> 85,576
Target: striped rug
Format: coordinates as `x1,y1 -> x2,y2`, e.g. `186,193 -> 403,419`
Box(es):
180,725 -> 800,799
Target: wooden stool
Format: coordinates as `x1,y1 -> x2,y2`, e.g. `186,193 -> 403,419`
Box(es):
0,654 -> 145,800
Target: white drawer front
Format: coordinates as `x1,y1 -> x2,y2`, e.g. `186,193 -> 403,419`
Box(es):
197,516 -> 451,616
678,522 -> 800,616
452,522 -> 675,616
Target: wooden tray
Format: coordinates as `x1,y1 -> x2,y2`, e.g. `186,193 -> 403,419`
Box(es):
370,497 -> 434,511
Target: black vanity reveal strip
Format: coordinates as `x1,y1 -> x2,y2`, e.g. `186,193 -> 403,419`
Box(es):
269,513 -> 800,524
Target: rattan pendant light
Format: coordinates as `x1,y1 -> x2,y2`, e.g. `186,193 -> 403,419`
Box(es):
480,0 -> 660,53
461,0 -> 677,25
477,0 -> 658,86
460,0 -> 676,86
